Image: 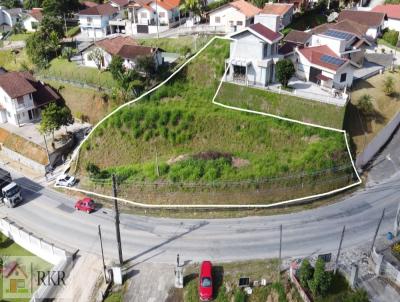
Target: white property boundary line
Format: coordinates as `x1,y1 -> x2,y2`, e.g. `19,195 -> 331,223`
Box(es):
58,36 -> 362,209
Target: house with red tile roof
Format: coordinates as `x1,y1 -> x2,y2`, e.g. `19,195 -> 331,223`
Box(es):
208,0 -> 261,31
225,23 -> 283,86
255,3 -> 294,30
0,71 -> 59,126
83,35 -> 163,71
22,8 -> 43,32
338,10 -> 386,40
372,4 -> 400,32
294,45 -> 354,90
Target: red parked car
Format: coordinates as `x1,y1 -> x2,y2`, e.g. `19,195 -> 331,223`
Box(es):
74,197 -> 96,213
199,261 -> 213,301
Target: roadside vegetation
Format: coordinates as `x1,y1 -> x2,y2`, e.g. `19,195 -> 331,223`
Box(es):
76,39 -> 355,205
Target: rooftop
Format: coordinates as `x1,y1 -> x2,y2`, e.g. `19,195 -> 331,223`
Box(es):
372,4 -> 400,20
260,3 -> 293,16
297,45 -> 347,71
249,23 -> 282,42
79,3 -> 118,16
283,30 -> 312,45
95,35 -> 156,59
209,0 -> 261,18
338,10 -> 386,28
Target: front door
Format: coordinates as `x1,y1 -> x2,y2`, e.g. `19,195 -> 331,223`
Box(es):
28,110 -> 33,120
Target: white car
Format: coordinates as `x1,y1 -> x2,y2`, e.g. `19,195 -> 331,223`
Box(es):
56,174 -> 76,187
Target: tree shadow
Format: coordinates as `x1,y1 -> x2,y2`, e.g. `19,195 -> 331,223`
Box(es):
212,265 -> 224,298
184,272 -> 198,286
0,237 -> 14,249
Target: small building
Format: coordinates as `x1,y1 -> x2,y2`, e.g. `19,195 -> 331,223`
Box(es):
337,10 -> 386,41
208,0 -> 261,31
372,4 -> 400,32
0,71 -> 59,126
225,23 -> 283,86
23,8 -> 43,32
295,45 -> 354,90
255,3 -> 294,30
83,35 -> 163,70
78,3 -> 119,39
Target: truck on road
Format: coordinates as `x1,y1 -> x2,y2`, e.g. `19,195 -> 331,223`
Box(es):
0,168 -> 22,208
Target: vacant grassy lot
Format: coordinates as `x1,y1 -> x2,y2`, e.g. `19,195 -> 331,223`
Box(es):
77,39 -> 355,205
46,80 -> 114,124
39,58 -> 117,89
137,36 -> 212,55
0,49 -> 35,71
7,33 -> 32,41
346,71 -> 400,155
217,82 -> 346,129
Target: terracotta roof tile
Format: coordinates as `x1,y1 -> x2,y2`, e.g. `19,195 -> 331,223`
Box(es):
230,0 -> 261,17
372,4 -> 400,20
261,3 -> 293,16
297,45 -> 347,71
28,8 -> 43,22
117,45 -> 156,60
79,3 -> 118,16
95,36 -> 137,55
249,23 -> 282,42
0,72 -> 36,98
338,10 -> 386,28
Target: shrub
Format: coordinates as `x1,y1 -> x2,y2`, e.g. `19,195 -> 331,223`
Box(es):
308,258 -> 332,297
233,289 -> 246,302
276,59 -> 295,88
357,94 -> 374,116
383,29 -> 399,47
86,162 -> 100,176
383,76 -> 395,96
299,259 -> 313,289
346,289 -> 369,302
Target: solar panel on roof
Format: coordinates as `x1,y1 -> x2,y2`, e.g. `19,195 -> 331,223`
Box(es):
324,29 -> 354,41
320,54 -> 345,66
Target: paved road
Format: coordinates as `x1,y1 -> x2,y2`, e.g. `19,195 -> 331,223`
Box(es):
0,164 -> 399,264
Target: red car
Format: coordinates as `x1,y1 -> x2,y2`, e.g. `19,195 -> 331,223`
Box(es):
74,197 -> 96,213
199,261 -> 213,301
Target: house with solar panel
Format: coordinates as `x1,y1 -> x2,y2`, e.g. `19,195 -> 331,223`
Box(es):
225,23 -> 283,86
294,45 -> 354,91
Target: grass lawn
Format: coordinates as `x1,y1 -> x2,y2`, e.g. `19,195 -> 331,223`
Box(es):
46,80 -> 115,124
7,33 -> 32,41
346,71 -> 400,155
77,39 -> 355,205
286,11 -> 327,32
216,82 -> 346,129
176,259 -> 301,302
39,58 -> 117,89
0,233 -> 51,302
137,36 -> 213,55
66,26 -> 80,38
377,38 -> 400,51
0,49 -> 35,71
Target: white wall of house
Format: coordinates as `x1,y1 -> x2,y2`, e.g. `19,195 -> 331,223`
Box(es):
311,35 -> 344,55
83,47 -> 112,69
384,18 -> 400,31
23,16 -> 39,32
254,14 -> 280,32
0,87 -> 37,126
332,65 -> 354,88
366,26 -> 381,40
136,7 -> 155,25
79,14 -> 116,38
209,6 -> 248,30
150,3 -> 171,25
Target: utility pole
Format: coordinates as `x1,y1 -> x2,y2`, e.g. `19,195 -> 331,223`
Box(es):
334,225 -> 345,274
369,208 -> 385,256
98,225 -> 107,282
278,224 -> 282,280
155,0 -> 159,39
155,147 -> 160,177
112,174 -> 123,266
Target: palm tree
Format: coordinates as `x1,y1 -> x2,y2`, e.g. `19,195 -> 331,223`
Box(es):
179,0 -> 202,22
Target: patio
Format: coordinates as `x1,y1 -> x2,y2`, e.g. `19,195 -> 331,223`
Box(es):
239,77 -> 349,107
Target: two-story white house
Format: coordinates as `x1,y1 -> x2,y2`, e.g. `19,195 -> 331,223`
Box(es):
225,23 -> 283,86
0,71 -> 59,126
127,0 -> 180,27
78,3 -> 119,39
82,35 -> 163,71
255,3 -> 294,30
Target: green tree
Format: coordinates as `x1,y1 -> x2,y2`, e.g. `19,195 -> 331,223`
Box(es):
0,0 -> 22,8
42,0 -> 80,16
88,48 -> 104,70
346,289 -> 369,302
251,0 -> 268,8
41,15 -> 64,39
275,59 -> 295,88
383,76 -> 395,96
382,29 -> 399,46
299,259 -> 313,289
11,20 -> 26,35
39,102 -> 73,139
61,46 -> 76,62
115,69 -> 144,101
136,55 -> 156,78
179,0 -> 202,19
357,94 -> 374,116
308,258 -> 332,297
23,0 -> 43,9
108,55 -> 124,79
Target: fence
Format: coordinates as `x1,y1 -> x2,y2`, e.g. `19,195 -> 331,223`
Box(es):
289,266 -> 312,302
370,247 -> 400,286
356,109 -> 400,170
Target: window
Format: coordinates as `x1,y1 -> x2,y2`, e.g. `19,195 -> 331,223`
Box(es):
31,22 -> 38,29
237,21 -> 243,26
87,17 -> 93,23
17,97 -> 24,106
159,12 -> 165,18
297,63 -> 304,72
215,16 -> 221,24
340,73 -> 347,82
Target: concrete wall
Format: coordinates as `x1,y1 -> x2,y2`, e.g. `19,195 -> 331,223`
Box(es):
385,18 -> 400,31
1,146 -> 47,174
209,6 -> 247,29
356,109 -> 400,169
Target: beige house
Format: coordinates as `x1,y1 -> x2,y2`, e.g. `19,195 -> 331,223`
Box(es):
208,0 -> 261,31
